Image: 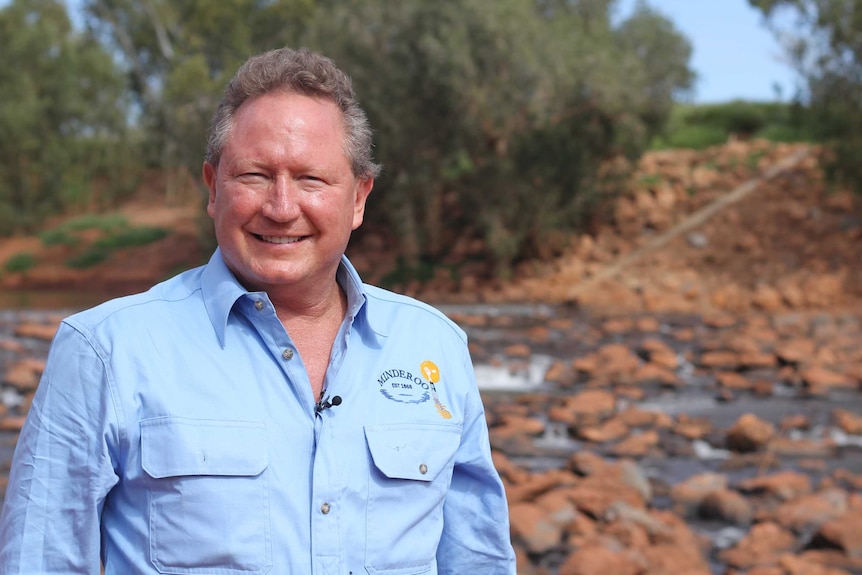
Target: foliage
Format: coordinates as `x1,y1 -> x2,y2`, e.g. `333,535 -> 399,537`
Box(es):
36,214 -> 166,268
3,0 -> 697,277
3,252 -> 36,273
79,0 -> 315,198
652,101 -> 813,150
299,0 -> 694,274
0,0 -> 137,235
749,0 -> 862,191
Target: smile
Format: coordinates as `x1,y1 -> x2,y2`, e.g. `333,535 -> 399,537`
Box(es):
258,235 -> 304,244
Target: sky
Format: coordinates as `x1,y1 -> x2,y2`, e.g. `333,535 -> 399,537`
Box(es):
616,0 -> 800,104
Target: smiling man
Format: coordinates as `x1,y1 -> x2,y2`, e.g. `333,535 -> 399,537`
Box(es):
0,48 -> 516,575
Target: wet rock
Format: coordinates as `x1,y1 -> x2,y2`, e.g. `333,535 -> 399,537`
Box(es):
717,371 -> 753,390
509,501 -> 564,554
505,469 -> 579,505
726,413 -> 775,452
737,471 -> 813,502
670,472 -> 728,517
779,553 -> 854,575
550,389 -> 616,423
632,363 -> 680,387
490,414 -> 546,440
769,437 -> 837,458
772,488 -> 849,534
720,521 -> 797,570
811,512 -> 862,559
558,542 -> 645,575
610,430 -> 660,458
3,358 -> 45,391
14,321 -> 59,341
800,366 -> 855,391
699,488 -> 753,526
573,418 -> 628,443
832,408 -> 862,435
775,338 -> 817,365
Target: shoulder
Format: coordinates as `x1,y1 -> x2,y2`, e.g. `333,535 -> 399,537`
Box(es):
64,265 -> 206,334
362,284 -> 467,343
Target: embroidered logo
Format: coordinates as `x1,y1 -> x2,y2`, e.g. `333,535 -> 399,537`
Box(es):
377,368 -> 431,404
420,360 -> 452,419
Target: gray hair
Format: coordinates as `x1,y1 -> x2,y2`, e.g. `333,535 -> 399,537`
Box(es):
205,47 -> 381,180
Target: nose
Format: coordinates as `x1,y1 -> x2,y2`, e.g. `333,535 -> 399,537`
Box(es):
260,177 -> 301,222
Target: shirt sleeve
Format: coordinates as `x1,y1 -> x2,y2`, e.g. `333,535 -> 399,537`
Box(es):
436,351 -> 517,574
0,322 -> 121,574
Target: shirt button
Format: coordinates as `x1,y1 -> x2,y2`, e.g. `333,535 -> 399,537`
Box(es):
282,349 -> 294,360
320,502 -> 331,515
254,300 -> 265,311
419,464 -> 428,475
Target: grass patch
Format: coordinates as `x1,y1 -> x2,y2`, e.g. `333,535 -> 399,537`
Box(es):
4,252 -> 36,273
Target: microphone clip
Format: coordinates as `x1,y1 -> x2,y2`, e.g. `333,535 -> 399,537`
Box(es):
315,394 -> 342,414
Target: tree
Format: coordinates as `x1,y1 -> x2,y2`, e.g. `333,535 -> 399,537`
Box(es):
0,0 -> 132,234
79,0 -> 315,201
749,0 -> 862,190
299,0 -> 694,275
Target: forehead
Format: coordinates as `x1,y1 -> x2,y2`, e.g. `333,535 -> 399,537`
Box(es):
233,91 -> 344,136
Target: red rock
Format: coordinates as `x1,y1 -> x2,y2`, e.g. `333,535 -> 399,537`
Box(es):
610,430 -> 660,458
773,488 -> 849,533
504,343 -> 531,358
508,501 -> 563,554
833,409 -> 862,435
558,543 -> 645,575
3,358 -> 45,391
699,350 -> 742,369
738,471 -> 813,501
779,553 -> 854,575
699,488 -> 753,526
801,366 -> 855,390
814,512 -> 862,558
633,363 -> 680,386
770,437 -> 837,458
14,321 -> 60,341
670,472 -> 727,517
775,338 -> 816,364
560,389 -> 616,419
717,371 -> 752,390
490,414 -> 545,441
574,417 -> 629,443
720,521 -> 796,569
726,413 -> 775,452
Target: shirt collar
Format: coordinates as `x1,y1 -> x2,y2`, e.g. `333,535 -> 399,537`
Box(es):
201,248 -> 385,346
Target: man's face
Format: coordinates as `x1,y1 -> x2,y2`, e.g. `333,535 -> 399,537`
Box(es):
203,91 -> 373,297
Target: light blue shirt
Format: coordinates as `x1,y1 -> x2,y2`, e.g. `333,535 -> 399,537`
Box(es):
0,249 -> 516,575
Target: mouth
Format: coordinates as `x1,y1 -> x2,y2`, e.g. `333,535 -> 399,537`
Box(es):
257,234 -> 305,245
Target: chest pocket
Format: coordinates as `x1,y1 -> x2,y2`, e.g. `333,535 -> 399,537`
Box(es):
364,422 -> 462,575
141,417 -> 272,575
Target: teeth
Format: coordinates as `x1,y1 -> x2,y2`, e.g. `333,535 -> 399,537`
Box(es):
260,235 -> 302,244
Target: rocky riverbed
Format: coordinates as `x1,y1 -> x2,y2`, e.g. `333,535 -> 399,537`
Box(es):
2,303 -> 861,575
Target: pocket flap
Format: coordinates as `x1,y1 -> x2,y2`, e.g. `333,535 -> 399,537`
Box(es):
365,423 -> 462,482
141,417 -> 267,478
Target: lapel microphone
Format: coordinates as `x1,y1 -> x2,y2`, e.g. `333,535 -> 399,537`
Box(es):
315,395 -> 342,414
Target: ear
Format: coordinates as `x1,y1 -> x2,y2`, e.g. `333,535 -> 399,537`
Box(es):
351,177 -> 374,230
203,162 -> 218,218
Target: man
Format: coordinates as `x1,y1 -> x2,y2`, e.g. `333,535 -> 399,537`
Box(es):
0,48 -> 516,574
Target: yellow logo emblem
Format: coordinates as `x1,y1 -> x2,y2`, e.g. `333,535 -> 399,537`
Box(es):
420,360 -> 452,419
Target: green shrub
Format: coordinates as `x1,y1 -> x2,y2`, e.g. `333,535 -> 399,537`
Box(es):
39,228 -> 80,247
93,226 -> 167,250
3,252 -> 36,273
62,214 -> 128,233
66,246 -> 110,269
